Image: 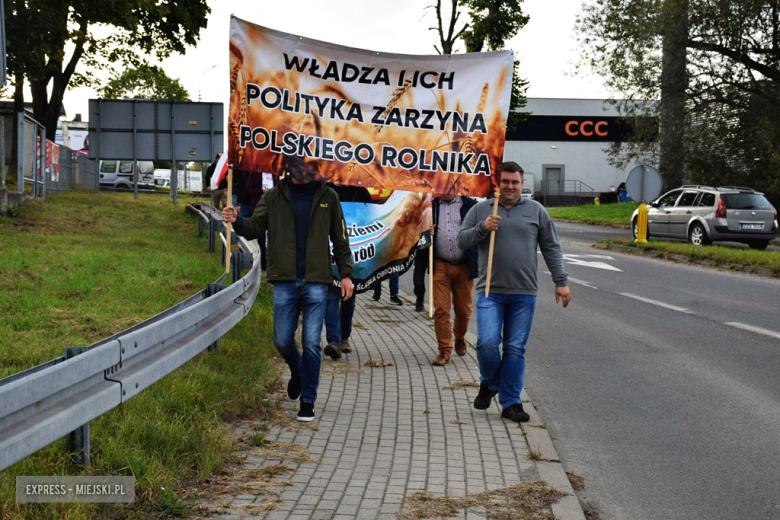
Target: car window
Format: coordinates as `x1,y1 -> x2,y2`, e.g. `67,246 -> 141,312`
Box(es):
677,191 -> 699,206
119,161 -> 133,174
721,193 -> 773,210
139,162 -> 154,174
698,193 -> 715,207
100,161 -> 117,173
657,190 -> 682,207
522,188 -> 532,194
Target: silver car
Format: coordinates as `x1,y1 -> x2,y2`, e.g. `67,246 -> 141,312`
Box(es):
521,187 -> 534,201
632,186 -> 779,250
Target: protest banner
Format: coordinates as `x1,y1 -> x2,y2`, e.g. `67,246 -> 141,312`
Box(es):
228,16 -> 513,197
331,191 -> 432,293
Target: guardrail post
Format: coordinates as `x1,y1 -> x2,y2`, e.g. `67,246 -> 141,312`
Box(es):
198,215 -> 205,237
208,216 -> 216,253
64,347 -> 91,466
204,283 -> 226,351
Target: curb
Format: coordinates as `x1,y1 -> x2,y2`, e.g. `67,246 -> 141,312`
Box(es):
552,218 -> 631,230
464,330 -> 587,520
594,242 -> 780,279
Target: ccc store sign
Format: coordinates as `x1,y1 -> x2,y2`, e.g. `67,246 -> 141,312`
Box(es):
565,120 -> 608,137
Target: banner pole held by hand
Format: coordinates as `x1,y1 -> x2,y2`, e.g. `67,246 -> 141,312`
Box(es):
485,194 -> 499,298
225,167 -> 233,275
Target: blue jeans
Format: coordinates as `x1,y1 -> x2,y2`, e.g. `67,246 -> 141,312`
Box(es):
273,279 -> 328,403
475,293 -> 537,408
325,286 -> 357,345
373,276 -> 399,297
239,203 -> 253,218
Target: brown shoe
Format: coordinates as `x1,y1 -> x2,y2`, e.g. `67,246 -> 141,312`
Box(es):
432,352 -> 450,366
340,340 -> 352,353
454,339 -> 467,356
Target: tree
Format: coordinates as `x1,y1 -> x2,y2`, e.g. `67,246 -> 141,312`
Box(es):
100,65 -> 191,101
429,0 -> 530,129
4,0 -> 209,140
577,0 -> 780,205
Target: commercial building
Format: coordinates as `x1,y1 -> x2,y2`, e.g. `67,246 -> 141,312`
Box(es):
505,98 -> 652,203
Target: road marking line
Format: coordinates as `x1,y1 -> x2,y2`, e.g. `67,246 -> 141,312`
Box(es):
546,271 -> 598,289
618,293 -> 694,314
723,322 -> 780,341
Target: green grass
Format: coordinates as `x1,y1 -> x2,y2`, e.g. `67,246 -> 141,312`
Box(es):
602,238 -> 780,271
0,190 -> 280,519
548,201 -> 639,227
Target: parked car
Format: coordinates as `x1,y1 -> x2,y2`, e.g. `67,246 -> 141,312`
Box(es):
99,160 -> 155,190
632,186 -> 779,250
521,187 -> 534,201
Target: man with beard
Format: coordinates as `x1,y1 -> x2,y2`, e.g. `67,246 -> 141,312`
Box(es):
458,162 -> 571,422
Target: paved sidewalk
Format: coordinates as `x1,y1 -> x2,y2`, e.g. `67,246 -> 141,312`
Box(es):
208,292 -> 584,520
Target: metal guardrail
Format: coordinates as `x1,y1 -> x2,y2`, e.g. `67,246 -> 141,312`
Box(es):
542,179 -> 595,197
0,204 -> 260,471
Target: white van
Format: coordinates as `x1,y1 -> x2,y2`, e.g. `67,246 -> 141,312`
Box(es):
99,160 -> 155,190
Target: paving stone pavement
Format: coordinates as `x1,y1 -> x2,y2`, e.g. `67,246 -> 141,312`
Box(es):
213,291 -> 584,520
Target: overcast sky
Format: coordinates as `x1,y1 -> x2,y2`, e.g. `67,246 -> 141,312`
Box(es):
60,0 -> 606,121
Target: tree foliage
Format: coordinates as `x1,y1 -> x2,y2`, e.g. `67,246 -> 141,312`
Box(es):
428,0 -> 530,130
100,65 -> 191,101
4,0 -> 210,139
577,0 -> 780,206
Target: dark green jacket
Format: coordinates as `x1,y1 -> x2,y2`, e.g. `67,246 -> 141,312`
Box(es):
233,178 -> 353,284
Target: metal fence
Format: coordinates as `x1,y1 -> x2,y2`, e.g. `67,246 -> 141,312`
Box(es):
542,179 -> 595,197
16,112 -> 98,199
0,205 -> 259,470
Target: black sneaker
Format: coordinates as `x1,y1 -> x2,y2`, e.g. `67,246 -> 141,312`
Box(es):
390,295 -> 403,306
324,342 -> 342,360
287,376 -> 302,402
372,290 -> 381,301
473,383 -> 498,410
501,403 -> 530,423
415,301 -> 425,312
297,402 -> 316,422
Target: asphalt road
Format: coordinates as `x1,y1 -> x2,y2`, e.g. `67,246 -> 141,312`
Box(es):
553,220 -> 780,252
398,229 -> 780,520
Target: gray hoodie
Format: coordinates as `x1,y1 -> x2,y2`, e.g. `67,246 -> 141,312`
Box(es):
458,198 -> 568,295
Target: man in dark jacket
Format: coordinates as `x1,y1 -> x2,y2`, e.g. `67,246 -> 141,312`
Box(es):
222,175 -> 353,422
430,193 -> 479,366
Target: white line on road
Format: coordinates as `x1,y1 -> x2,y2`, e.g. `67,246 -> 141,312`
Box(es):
545,271 -> 598,289
723,322 -> 780,341
618,293 -> 694,314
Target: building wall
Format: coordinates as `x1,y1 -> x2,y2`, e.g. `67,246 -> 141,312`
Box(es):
504,140 -> 627,193
504,98 -> 655,194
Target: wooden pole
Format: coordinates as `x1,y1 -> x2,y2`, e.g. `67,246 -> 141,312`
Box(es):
225,168 -> 233,274
484,194 -> 499,298
428,226 -> 434,318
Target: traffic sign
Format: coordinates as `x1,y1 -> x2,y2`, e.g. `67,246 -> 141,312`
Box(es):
625,165 -> 663,203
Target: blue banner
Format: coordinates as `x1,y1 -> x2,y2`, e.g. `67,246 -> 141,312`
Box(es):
331,191 -> 432,293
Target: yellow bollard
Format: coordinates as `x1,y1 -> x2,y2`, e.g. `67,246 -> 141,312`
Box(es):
594,197 -> 601,206
636,203 -> 648,244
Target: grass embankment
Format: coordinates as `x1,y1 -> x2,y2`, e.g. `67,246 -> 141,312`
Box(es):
547,201 -> 639,227
601,238 -> 780,272
0,190 -> 280,519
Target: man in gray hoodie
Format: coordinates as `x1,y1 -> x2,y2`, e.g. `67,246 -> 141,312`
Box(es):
458,161 -> 572,422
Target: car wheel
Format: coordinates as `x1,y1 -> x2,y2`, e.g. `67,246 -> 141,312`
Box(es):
748,240 -> 769,251
632,217 -> 649,240
688,222 -> 711,246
